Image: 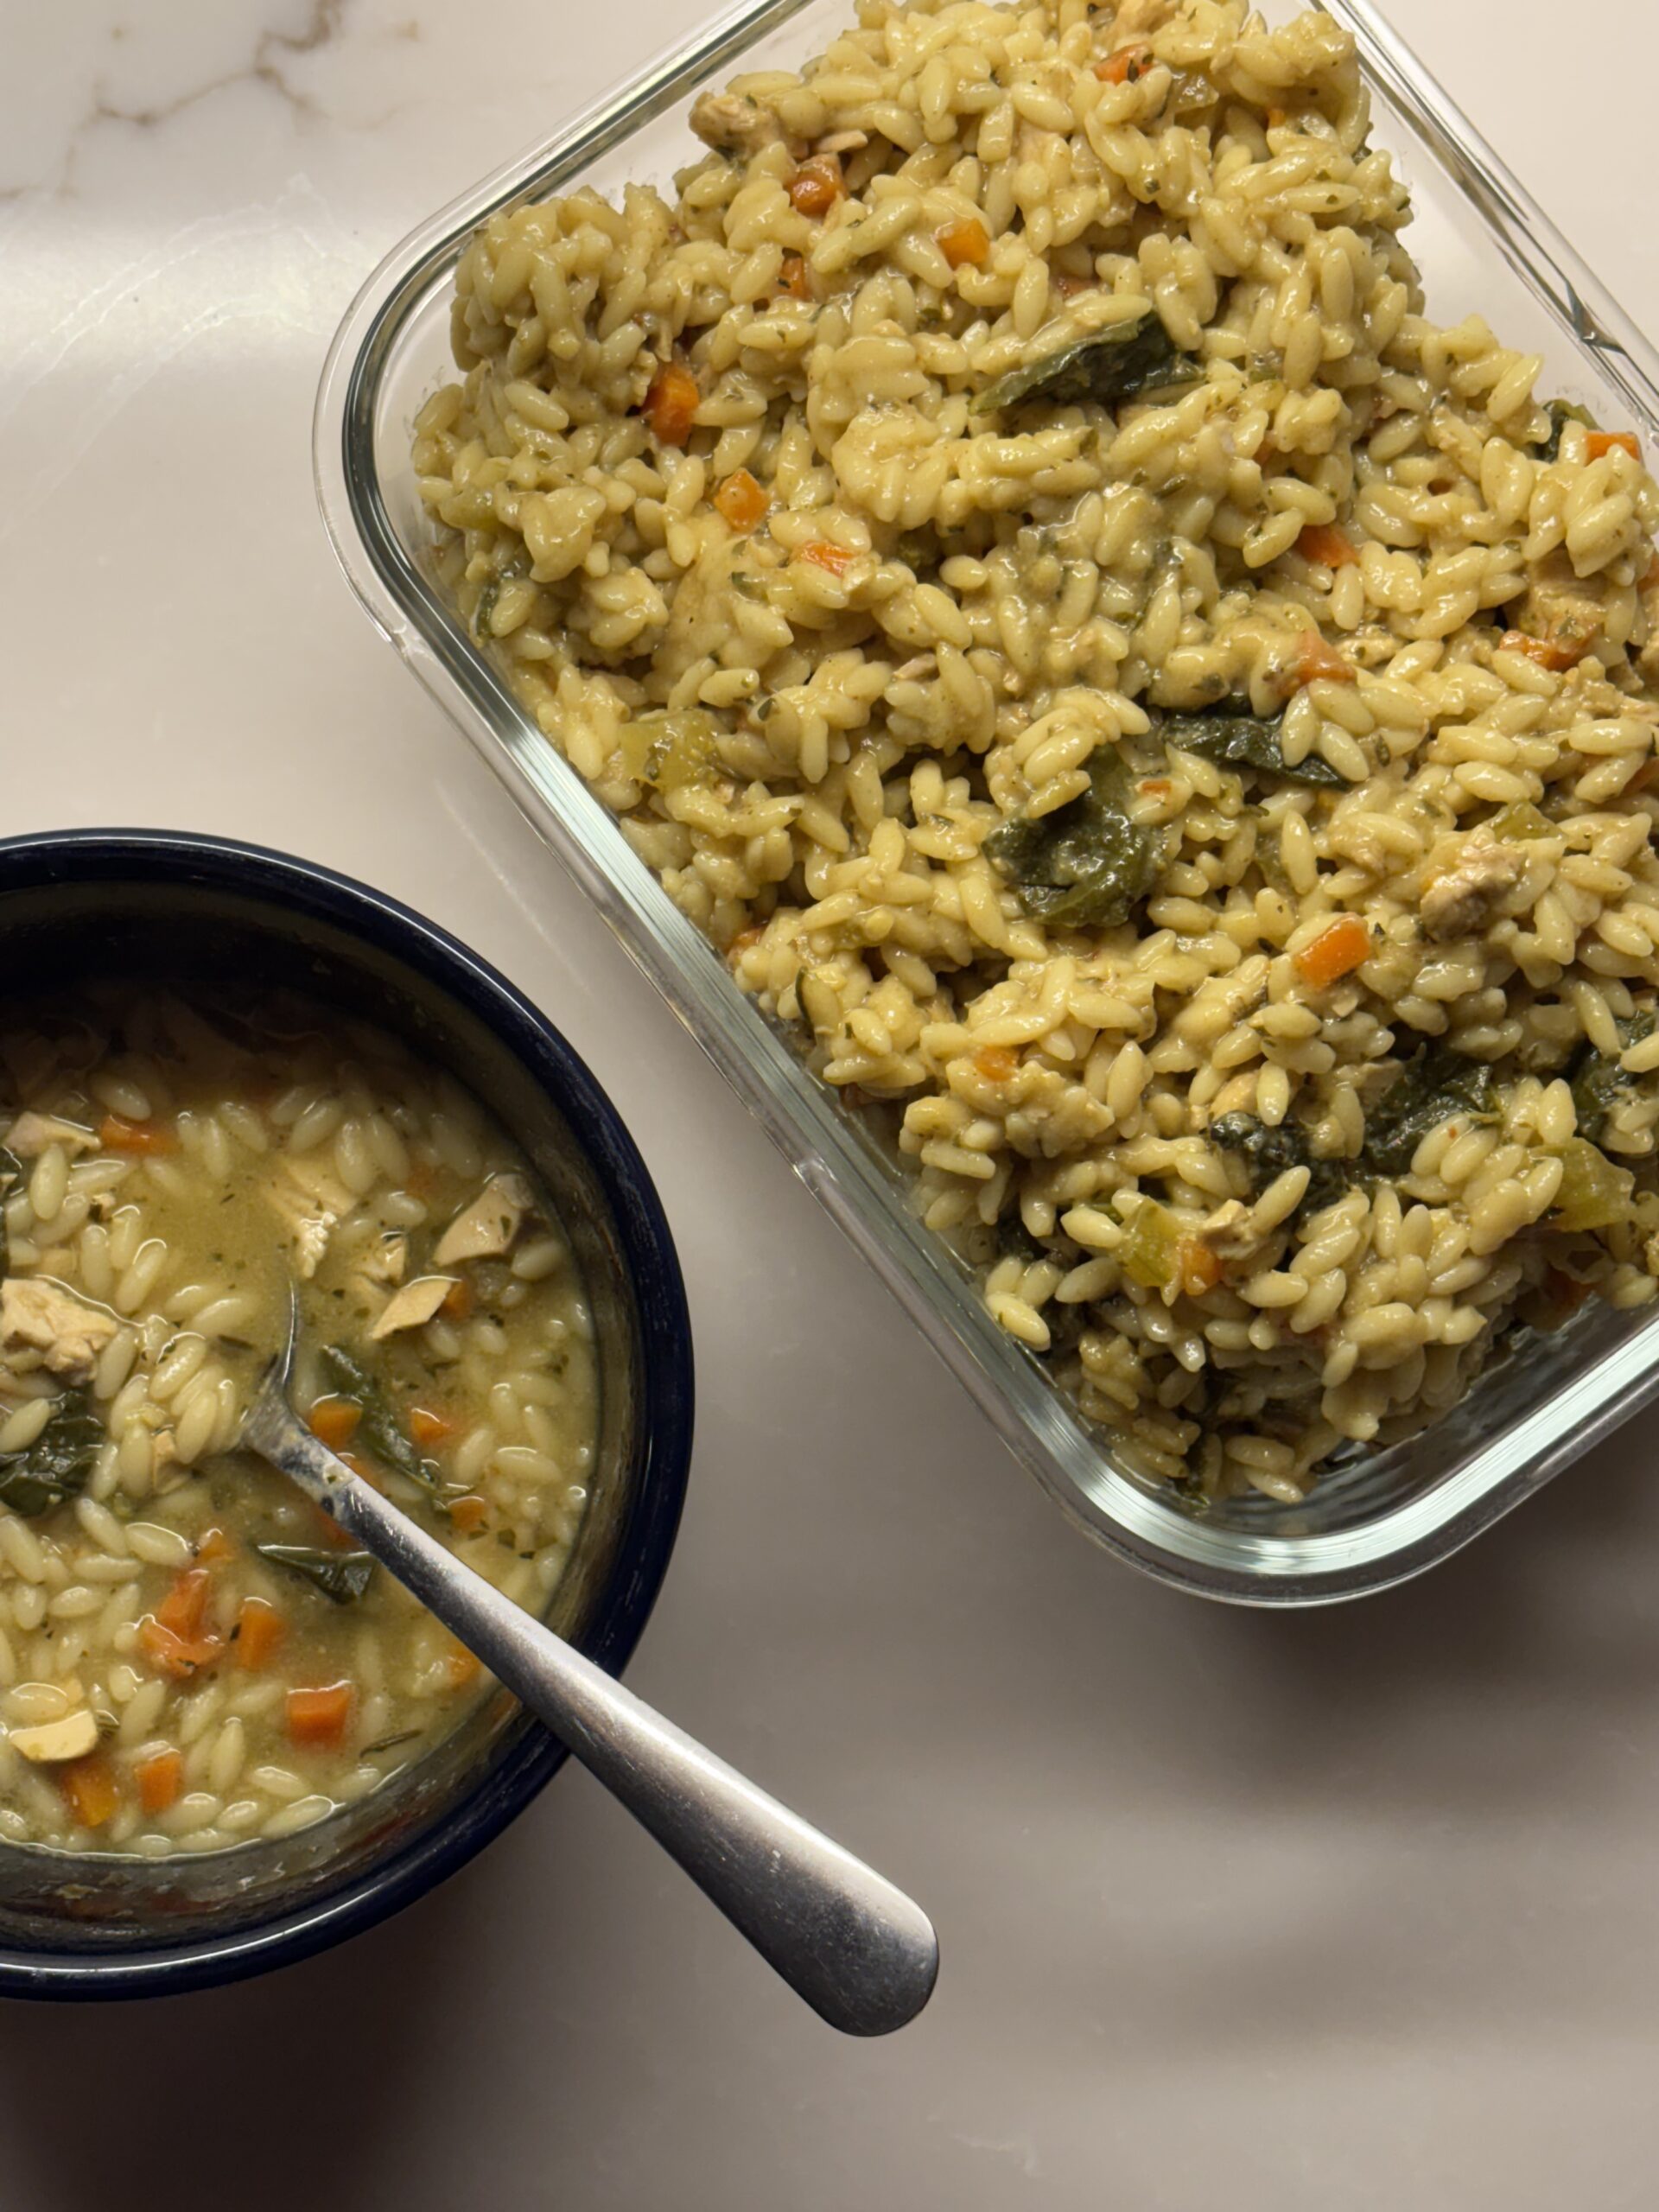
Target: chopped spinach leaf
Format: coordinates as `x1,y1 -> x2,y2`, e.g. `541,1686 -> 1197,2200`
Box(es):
255,1543 -> 376,1605
1568,1010 -> 1656,1144
316,1344 -> 432,1491
0,1387 -> 102,1518
1362,1044 -> 1498,1177
1535,400 -> 1598,464
1210,1115 -> 1347,1215
1164,709 -> 1351,790
984,753 -> 1160,928
973,314 -> 1202,416
472,577 -> 501,642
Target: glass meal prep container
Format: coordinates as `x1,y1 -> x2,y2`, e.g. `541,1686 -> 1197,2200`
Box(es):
314,0 -> 1659,1605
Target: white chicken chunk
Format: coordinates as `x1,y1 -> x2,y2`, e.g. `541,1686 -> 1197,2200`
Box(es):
1197,1198 -> 1261,1265
265,1160 -> 355,1281
4,1113 -> 99,1159
0,1277 -> 119,1382
433,1173 -> 533,1268
369,1274 -> 455,1341
689,88 -> 785,156
1506,549 -> 1605,664
7,1709 -> 100,1764
1420,836 -> 1526,941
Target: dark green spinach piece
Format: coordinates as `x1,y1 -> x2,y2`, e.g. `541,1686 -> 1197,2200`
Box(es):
316,1344 -> 432,1491
1535,400 -> 1598,464
1362,1044 -> 1498,1177
1210,1114 -> 1348,1216
1568,1010 -> 1656,1144
472,577 -> 501,642
255,1543 -> 376,1605
984,753 -> 1160,928
0,1387 -> 102,1517
1164,710 -> 1351,790
972,314 -> 1202,416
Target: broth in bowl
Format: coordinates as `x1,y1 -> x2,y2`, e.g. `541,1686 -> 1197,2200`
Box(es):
0,987 -> 594,1856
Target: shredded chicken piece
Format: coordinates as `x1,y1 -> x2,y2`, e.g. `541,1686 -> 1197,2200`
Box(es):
690,88 -> 785,156
265,1160 -> 354,1281
434,1173 -> 532,1267
1421,836 -> 1526,941
1508,549 -> 1605,661
4,1113 -> 99,1160
1198,1200 -> 1261,1265
8,1710 -> 99,1764
815,129 -> 868,156
369,1275 -> 454,1341
0,1277 -> 119,1382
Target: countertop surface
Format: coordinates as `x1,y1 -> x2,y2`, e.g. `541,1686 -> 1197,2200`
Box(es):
3,3 -> 1658,2206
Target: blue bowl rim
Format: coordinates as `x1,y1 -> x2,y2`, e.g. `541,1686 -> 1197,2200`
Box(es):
0,828 -> 694,2000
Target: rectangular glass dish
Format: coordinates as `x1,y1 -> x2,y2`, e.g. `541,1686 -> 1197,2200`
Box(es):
315,0 -> 1659,1604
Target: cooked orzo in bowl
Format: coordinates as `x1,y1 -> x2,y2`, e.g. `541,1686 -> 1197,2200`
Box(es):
413,0 -> 1659,1508
0,833 -> 690,1994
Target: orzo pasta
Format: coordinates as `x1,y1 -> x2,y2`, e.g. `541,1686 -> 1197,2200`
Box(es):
0,990 -> 593,1852
414,0 -> 1659,1503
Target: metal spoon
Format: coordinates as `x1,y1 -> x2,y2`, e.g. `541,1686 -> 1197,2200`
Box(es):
240,1291 -> 938,2036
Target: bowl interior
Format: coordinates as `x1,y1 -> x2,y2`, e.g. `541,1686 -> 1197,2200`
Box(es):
0,840 -> 689,1983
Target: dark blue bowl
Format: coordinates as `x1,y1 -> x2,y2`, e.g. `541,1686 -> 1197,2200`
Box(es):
0,830 -> 693,1998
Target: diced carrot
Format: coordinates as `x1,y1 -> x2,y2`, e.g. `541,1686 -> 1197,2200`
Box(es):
307,1396 -> 361,1452
777,251 -> 811,301
1138,777 -> 1173,801
1294,913 -> 1372,989
448,1494 -> 489,1535
643,362 -> 701,448
156,1567 -> 213,1641
1178,1237 -> 1224,1299
714,467 -> 769,532
787,154 -> 843,217
446,1647 -> 481,1691
440,1279 -> 474,1323
135,1747 -> 183,1815
139,1618 -> 223,1681
799,539 -> 855,578
410,1405 -> 461,1450
196,1526 -> 236,1565
1289,632 -> 1356,689
98,1114 -> 175,1156
58,1754 -> 118,1830
1297,521 -> 1358,569
233,1596 -> 286,1672
1266,105 -> 1288,128
1094,41 -> 1152,82
286,1681 -> 355,1749
972,1046 -> 1018,1083
1586,430 -> 1641,464
1502,628 -> 1586,673
937,217 -> 990,270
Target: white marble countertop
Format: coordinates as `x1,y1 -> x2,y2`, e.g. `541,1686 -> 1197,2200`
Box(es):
3,3 -> 1658,2205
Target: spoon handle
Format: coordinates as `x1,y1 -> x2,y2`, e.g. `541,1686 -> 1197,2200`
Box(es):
243,1400 -> 937,2035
